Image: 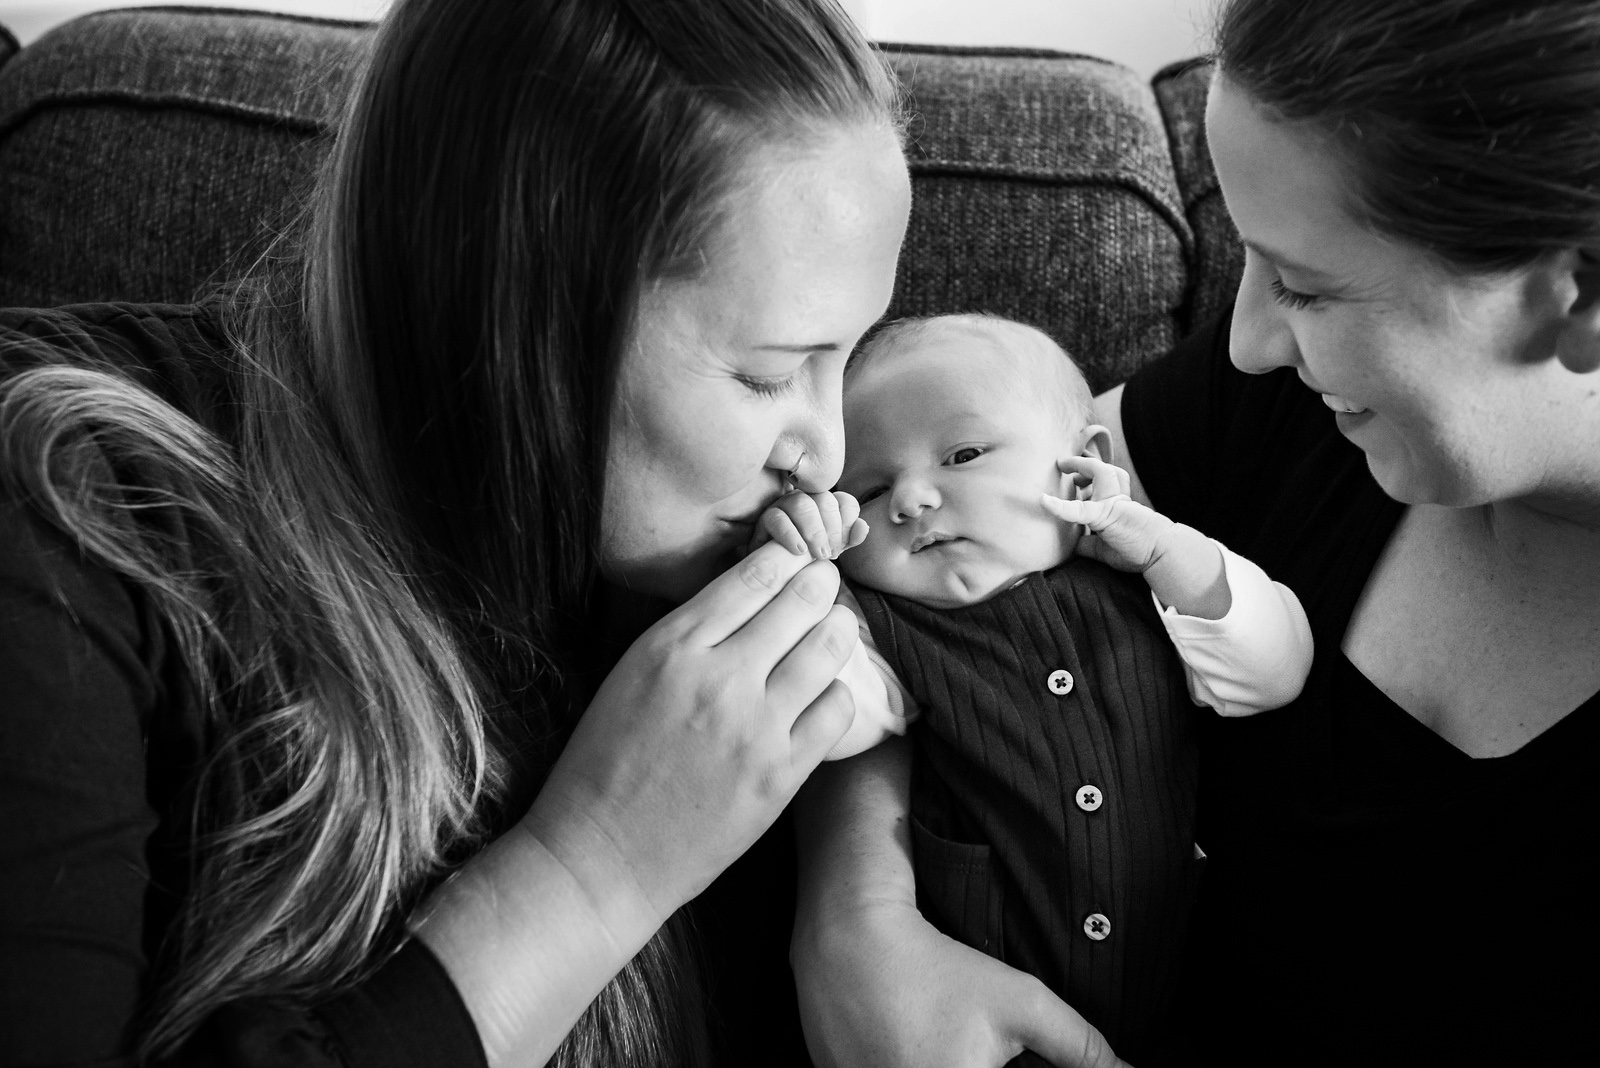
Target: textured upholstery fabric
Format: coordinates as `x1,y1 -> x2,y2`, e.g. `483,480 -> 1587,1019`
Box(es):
0,22 -> 19,68
0,10 -> 365,309
0,9 -> 1244,390
882,45 -> 1193,391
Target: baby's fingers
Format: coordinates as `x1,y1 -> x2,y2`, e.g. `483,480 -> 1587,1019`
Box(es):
1055,456 -> 1132,501
758,508 -> 810,557
1041,493 -> 1118,530
831,492 -> 869,554
769,492 -> 840,559
758,491 -> 863,560
809,492 -> 845,558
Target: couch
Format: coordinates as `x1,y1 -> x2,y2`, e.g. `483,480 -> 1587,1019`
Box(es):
0,6 -> 1241,395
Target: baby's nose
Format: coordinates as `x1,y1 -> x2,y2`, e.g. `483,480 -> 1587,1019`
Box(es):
889,476 -> 940,523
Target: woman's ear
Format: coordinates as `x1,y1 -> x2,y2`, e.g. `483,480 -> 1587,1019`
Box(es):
1077,423 -> 1114,463
1553,248 -> 1600,374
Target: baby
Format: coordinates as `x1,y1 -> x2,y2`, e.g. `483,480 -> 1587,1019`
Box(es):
767,313 -> 1312,1063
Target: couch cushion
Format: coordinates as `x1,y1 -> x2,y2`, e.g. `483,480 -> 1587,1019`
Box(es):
0,8 -> 366,308
881,44 -> 1192,392
1151,58 -> 1243,333
0,12 -> 1208,393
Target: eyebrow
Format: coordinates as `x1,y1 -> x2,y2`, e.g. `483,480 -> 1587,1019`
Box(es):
1242,239 -> 1338,281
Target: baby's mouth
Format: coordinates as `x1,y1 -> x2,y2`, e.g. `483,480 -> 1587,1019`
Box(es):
910,531 -> 958,553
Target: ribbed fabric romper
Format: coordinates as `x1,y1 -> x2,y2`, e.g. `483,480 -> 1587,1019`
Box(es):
853,559 -> 1203,1061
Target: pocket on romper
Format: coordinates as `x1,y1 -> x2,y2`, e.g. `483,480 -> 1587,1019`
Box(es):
910,813 -> 1004,958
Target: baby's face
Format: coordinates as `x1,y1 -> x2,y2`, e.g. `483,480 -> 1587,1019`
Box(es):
837,329 -> 1081,607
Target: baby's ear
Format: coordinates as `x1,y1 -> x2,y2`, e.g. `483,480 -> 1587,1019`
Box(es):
1077,424 -> 1114,464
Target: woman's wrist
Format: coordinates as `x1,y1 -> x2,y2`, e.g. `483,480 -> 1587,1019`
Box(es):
409,803 -> 665,1068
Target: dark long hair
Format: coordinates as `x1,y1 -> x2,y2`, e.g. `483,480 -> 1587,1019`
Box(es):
2,0 -> 899,1064
1215,0 -> 1600,272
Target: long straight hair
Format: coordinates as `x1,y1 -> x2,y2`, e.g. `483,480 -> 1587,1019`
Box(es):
3,0 -> 898,1064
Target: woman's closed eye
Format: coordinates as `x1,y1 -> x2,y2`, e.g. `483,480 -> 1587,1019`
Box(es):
734,373 -> 800,398
1268,276 -> 1324,311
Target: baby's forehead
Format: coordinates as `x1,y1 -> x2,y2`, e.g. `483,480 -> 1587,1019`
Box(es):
854,315 -> 1078,404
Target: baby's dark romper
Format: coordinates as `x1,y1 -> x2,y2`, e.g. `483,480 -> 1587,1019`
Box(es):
853,559 -> 1204,1064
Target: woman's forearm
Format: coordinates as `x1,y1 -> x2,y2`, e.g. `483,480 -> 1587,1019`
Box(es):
410,797 -> 664,1068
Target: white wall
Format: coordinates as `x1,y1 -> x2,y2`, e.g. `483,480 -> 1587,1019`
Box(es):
844,0 -> 1214,75
5,0 -> 1216,74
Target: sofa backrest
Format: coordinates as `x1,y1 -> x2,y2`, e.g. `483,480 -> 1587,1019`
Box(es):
0,9 -> 1241,391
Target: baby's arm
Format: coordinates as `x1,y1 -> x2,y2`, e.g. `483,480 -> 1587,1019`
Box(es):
756,491 -> 914,757
1044,457 -> 1312,716
829,585 -> 914,759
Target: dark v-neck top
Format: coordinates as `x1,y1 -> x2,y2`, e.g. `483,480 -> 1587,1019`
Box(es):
1121,308 -> 1598,1066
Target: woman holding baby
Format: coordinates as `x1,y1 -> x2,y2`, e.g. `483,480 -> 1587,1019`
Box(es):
1,0 -> 904,1064
797,0 -> 1600,1065
3,0 -> 1594,1066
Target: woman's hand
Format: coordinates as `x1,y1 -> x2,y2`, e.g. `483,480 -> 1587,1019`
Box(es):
528,537 -> 861,934
414,539 -> 860,1067
798,899 -> 1127,1068
792,742 -> 1130,1068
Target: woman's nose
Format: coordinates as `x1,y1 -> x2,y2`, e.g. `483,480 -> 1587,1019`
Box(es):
1230,254 -> 1303,375
889,474 -> 940,523
783,375 -> 847,493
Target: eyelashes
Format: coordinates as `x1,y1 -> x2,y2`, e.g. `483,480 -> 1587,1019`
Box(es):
1269,276 -> 1322,310
734,374 -> 799,398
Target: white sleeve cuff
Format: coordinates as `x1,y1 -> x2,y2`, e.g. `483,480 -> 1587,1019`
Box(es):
824,586 -> 917,760
1155,541 -> 1313,717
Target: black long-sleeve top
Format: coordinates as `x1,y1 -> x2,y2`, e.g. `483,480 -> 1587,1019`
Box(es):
0,302 -> 809,1068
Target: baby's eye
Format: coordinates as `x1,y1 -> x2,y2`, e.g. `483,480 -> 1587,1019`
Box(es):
856,485 -> 886,504
946,447 -> 984,465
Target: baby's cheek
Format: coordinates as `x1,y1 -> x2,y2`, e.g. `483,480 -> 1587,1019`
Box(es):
836,540 -> 873,583
837,530 -> 892,589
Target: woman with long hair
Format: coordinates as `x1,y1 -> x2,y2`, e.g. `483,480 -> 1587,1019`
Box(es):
795,1 -> 1600,1064
0,1 -> 911,1064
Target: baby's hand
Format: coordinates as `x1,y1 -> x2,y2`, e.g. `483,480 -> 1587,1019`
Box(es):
753,490 -> 869,560
1041,456 -> 1177,573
